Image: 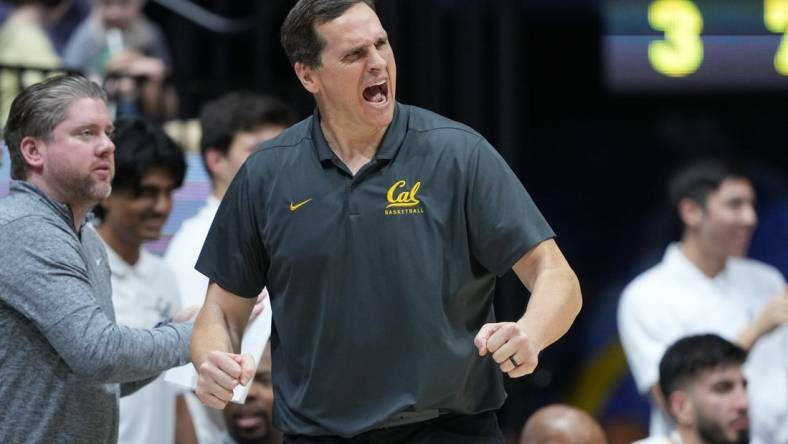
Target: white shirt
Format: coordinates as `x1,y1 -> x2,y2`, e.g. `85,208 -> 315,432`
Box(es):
165,194 -> 220,307
164,195 -> 227,443
106,245 -> 182,444
618,243 -> 788,444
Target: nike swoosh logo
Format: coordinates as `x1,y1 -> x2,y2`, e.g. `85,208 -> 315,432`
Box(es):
289,198 -> 313,212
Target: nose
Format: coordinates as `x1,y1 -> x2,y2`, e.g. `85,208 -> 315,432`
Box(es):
368,47 -> 387,72
152,191 -> 172,215
98,133 -> 115,156
741,203 -> 757,227
734,384 -> 749,411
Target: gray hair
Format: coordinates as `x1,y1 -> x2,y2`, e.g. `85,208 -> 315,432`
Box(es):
4,75 -> 107,180
281,0 -> 376,69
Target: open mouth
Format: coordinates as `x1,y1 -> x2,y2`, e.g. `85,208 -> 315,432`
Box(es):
363,79 -> 389,104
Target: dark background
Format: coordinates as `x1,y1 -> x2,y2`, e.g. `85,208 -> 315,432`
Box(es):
149,0 -> 788,439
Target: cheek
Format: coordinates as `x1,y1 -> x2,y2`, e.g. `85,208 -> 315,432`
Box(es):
262,392 -> 274,411
705,397 -> 732,419
323,74 -> 355,99
127,201 -> 154,220
226,146 -> 252,172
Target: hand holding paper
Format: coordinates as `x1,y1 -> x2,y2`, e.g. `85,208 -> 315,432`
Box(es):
194,351 -> 256,409
165,293 -> 272,406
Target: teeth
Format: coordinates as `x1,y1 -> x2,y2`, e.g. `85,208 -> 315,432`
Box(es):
370,79 -> 386,86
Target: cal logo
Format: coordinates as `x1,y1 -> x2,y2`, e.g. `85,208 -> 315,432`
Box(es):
385,179 -> 425,215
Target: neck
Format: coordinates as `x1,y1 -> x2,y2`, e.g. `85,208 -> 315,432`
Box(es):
96,224 -> 141,265
680,235 -> 726,278
319,114 -> 387,176
211,181 -> 227,200
27,176 -> 93,232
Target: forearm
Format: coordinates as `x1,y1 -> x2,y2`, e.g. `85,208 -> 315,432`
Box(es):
517,265 -> 582,352
191,302 -> 243,368
2,222 -> 193,383
736,318 -> 765,351
50,319 -> 192,383
736,291 -> 788,350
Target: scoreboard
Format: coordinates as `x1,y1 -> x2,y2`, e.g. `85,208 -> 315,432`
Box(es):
604,0 -> 788,91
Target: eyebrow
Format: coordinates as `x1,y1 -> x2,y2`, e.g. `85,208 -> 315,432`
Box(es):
73,122 -> 114,131
342,34 -> 388,59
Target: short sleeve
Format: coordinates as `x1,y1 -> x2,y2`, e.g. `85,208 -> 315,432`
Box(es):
195,164 -> 268,298
617,281 -> 674,393
465,138 -> 554,275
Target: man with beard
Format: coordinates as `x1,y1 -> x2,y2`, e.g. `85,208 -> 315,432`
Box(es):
634,334 -> 750,444
218,342 -> 281,444
94,117 -> 197,444
618,160 -> 788,443
0,75 -> 192,443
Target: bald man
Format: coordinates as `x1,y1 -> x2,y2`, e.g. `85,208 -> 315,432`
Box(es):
520,404 -> 607,444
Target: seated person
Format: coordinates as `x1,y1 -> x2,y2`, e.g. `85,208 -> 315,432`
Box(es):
520,404 -> 607,444
634,334 -> 749,444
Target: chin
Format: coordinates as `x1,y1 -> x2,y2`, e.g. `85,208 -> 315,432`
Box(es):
732,431 -> 750,444
370,108 -> 395,127
231,429 -> 268,444
727,247 -> 750,258
87,185 -> 112,203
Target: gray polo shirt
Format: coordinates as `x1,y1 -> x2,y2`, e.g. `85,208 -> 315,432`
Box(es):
196,103 -> 554,437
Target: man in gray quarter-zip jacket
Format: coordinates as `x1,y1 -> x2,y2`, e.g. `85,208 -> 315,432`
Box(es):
0,75 -> 192,443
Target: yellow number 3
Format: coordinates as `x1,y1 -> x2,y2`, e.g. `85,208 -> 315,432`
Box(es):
648,0 -> 704,77
765,0 -> 788,75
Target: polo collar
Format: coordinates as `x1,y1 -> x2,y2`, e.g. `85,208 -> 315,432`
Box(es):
311,102 -> 409,164
664,242 -> 730,284
10,180 -> 91,234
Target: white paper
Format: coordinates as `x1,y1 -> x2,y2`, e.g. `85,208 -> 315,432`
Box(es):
165,296 -> 272,404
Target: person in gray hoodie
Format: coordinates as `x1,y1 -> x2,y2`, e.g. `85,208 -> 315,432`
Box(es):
0,74 -> 192,443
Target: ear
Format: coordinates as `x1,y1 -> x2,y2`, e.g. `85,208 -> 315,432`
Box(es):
678,198 -> 704,228
19,136 -> 45,173
294,62 -> 320,94
669,390 -> 695,426
203,148 -> 226,177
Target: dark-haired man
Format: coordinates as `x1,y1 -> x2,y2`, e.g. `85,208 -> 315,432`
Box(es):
191,1 -> 582,443
165,92 -> 295,309
164,92 -> 294,443
619,160 -> 788,443
95,117 -> 196,444
634,334 -> 750,444
0,75 -> 192,442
